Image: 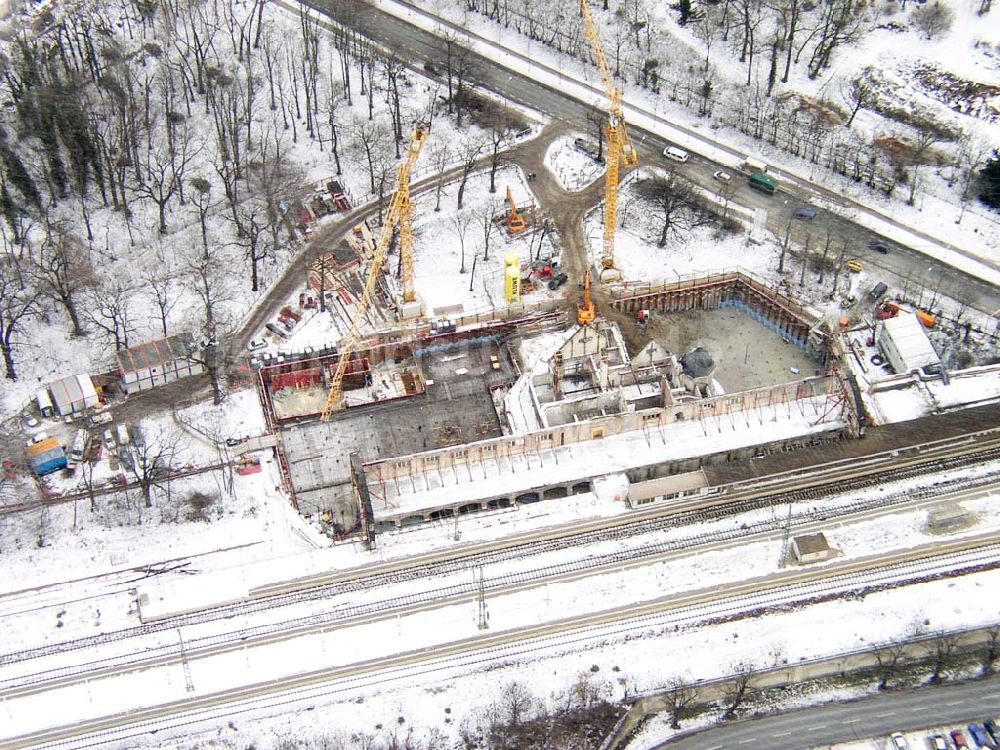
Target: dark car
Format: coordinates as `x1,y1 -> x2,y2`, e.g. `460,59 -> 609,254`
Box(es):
548,272 -> 569,291
794,206 -> 817,219
984,721 -> 1000,746
868,239 -> 890,254
265,322 -> 289,339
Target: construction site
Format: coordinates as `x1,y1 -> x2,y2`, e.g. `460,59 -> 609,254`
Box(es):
239,2 -> 884,543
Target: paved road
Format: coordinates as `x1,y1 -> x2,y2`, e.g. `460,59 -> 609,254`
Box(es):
301,0 -> 1000,314
658,678 -> 1000,750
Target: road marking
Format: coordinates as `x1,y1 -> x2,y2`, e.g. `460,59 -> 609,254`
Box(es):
946,701 -> 963,706
845,718 -> 861,723
774,731 -> 791,737
875,711 -> 894,718
812,725 -> 827,730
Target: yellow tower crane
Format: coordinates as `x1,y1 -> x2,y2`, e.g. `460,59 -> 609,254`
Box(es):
320,127 -> 428,420
579,0 -> 638,276
399,129 -> 429,303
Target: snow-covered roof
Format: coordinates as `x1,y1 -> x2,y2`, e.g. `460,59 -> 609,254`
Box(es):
881,314 -> 939,372
116,333 -> 195,374
48,374 -> 98,413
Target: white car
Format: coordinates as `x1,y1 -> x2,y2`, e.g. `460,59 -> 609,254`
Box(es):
713,170 -> 732,184
891,733 -> 909,750
22,413 -> 39,428
247,338 -> 268,352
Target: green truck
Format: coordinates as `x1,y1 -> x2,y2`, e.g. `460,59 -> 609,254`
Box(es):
748,171 -> 776,194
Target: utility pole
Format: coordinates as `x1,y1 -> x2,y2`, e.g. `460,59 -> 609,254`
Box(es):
778,501 -> 793,568
177,629 -> 195,692
475,565 -> 489,630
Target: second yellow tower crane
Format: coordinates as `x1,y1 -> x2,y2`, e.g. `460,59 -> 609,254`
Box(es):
579,0 -> 638,277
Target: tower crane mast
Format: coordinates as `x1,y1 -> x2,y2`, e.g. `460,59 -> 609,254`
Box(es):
320,127 -> 428,421
579,0 -> 638,273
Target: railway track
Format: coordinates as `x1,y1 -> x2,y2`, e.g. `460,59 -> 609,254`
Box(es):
2,469 -> 997,699
2,437 -> 998,672
5,534 -> 1000,750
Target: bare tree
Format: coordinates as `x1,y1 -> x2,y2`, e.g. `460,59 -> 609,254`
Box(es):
842,68 -> 876,129
907,127 -> 943,205
721,661 -> 755,720
456,138 -> 485,210
351,117 -> 392,195
0,257 -> 41,380
31,222 -> 93,337
500,681 -> 535,726
430,141 -> 451,212
980,625 -> 1000,675
480,198 -> 500,262
136,133 -> 201,234
924,633 -> 960,683
452,211 -> 474,274
663,677 -> 698,729
912,1 -> 955,39
636,172 -> 709,246
145,269 -> 181,337
873,641 -> 907,690
86,280 -> 136,353
125,424 -> 182,508
186,247 -> 232,404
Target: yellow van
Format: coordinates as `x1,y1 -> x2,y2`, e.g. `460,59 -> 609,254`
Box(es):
846,258 -> 863,273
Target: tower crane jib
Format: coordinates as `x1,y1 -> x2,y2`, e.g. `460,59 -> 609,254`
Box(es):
320,127 -> 429,421
579,0 -> 638,273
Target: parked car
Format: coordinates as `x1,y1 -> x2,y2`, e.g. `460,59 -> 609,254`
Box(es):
868,239 -> 891,254
968,724 -> 993,749
265,322 -> 289,339
548,272 -> 569,291
952,730 -> 968,748
713,169 -> 732,184
929,735 -> 949,750
892,733 -> 909,750
226,437 -> 245,447
118,447 -> 134,472
846,258 -> 864,273
247,338 -> 267,352
794,206 -> 817,219
983,720 -> 1000,746
22,412 -> 38,428
87,412 -> 113,427
103,428 -> 117,451
868,281 -> 889,301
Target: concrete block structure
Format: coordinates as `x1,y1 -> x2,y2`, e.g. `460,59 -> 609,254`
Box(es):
116,333 -> 204,395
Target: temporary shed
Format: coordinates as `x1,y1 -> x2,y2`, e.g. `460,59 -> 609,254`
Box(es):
790,533 -> 834,564
878,313 -> 940,375
26,436 -> 67,476
48,374 -> 99,416
117,333 -> 204,395
35,389 -> 54,417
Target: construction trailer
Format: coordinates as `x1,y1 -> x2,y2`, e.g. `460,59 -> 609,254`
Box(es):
48,374 -> 100,416
116,333 -> 205,395
26,437 -> 67,476
878,312 -> 941,375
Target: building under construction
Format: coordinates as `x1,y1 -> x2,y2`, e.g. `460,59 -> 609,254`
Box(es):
254,265 -> 864,539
